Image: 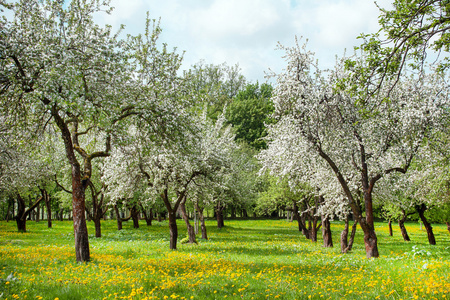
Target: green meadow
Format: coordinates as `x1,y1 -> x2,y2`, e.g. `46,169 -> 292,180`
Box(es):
0,219 -> 449,300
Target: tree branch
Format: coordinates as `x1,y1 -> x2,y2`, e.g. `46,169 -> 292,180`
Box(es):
54,174 -> 73,194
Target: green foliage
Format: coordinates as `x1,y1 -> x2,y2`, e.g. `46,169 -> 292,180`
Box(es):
225,83 -> 274,150
185,61 -> 247,120
355,0 -> 450,93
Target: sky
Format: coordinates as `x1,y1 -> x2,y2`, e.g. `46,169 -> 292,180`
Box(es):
99,1 -> 390,82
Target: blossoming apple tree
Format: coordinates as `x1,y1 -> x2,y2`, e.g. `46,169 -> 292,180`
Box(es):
102,112 -> 237,249
0,0 -> 188,261
262,39 -> 448,258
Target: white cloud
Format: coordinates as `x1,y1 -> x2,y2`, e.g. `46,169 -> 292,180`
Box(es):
96,0 -> 391,82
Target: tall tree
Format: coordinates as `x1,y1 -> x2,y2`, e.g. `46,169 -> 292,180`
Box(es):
225,83 -> 274,150
1,0 -> 186,261
262,40 -> 448,258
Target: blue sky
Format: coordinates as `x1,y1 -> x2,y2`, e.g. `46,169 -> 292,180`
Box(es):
96,0 -> 392,82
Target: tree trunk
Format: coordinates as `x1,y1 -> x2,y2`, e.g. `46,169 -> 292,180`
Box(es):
446,222 -> 450,234
360,190 -> 379,258
16,217 -> 26,232
340,217 -> 349,253
347,219 -> 357,252
216,202 -> 224,229
140,205 -> 153,226
130,206 -> 140,229
14,194 -> 44,232
388,220 -> 393,237
72,176 -> 90,262
194,202 -> 208,240
416,204 -> 436,245
42,189 -> 52,228
361,221 -> 378,258
398,219 -> 410,241
168,211 -> 178,250
52,110 -> 91,262
180,199 -> 196,244
321,214 -> 333,248
94,218 -> 101,238
309,218 -> 318,242
398,209 -> 410,241
341,217 -> 358,254
15,194 -> 26,232
114,205 -> 123,230
293,201 -> 310,239
5,198 -> 13,222
35,203 -> 40,222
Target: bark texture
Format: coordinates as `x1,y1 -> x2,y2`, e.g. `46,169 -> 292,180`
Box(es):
340,217 -> 358,254
180,198 -> 197,244
216,202 -> 225,229
398,209 -> 410,242
321,214 -> 333,248
14,194 -> 43,232
194,202 -> 208,239
416,204 -> 436,245
388,220 -> 393,237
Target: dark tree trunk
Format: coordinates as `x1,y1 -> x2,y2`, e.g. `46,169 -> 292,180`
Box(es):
130,206 -> 140,229
94,218 -> 101,238
321,214 -> 333,248
416,204 -> 436,245
5,198 -> 13,222
347,219 -> 357,252
398,219 -> 410,241
159,188 -> 188,250
91,190 -> 107,238
180,198 -> 196,244
52,109 -> 92,262
140,205 -> 153,226
388,220 -> 393,237
360,189 -> 379,258
86,209 -> 92,221
216,202 -> 224,229
168,211 -> 178,250
398,209 -> 410,242
446,222 -> 450,234
72,176 -> 90,262
114,205 -> 123,231
294,201 -> 310,239
341,217 -> 358,253
16,217 -> 26,231
230,206 -> 236,219
14,194 -> 43,232
309,218 -> 318,242
194,202 -> 208,239
15,194 -> 26,232
41,189 -> 52,228
340,217 -> 349,253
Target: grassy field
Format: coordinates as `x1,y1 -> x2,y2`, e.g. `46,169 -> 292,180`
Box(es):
0,219 -> 449,300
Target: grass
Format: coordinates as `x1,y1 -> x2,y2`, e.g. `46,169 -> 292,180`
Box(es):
0,219 -> 449,300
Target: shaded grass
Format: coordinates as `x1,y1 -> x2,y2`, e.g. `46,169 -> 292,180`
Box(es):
1,219 -> 449,299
